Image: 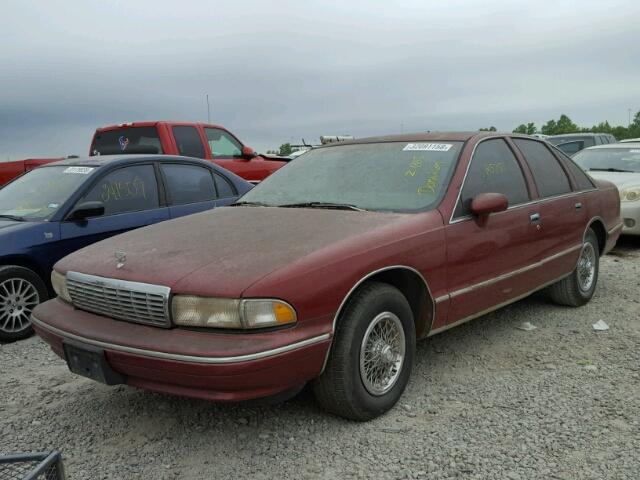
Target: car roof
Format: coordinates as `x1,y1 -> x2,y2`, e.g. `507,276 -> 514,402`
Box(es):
95,121 -> 226,132
581,142 -> 640,151
547,133 -> 612,138
43,154 -> 216,169
318,131 -> 508,148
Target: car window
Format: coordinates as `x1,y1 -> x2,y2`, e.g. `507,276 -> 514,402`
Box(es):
161,164 -> 217,205
513,139 -> 572,198
205,128 -> 242,157
213,172 -> 236,198
555,141 -> 584,156
453,139 -> 529,218
0,166 -> 93,221
241,141 -> 463,212
551,148 -> 596,190
91,127 -> 163,155
80,165 -> 160,216
172,126 -> 205,158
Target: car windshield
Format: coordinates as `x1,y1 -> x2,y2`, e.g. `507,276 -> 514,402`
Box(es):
239,141 -> 463,212
573,148 -> 640,173
548,136 -> 596,147
0,166 -> 94,221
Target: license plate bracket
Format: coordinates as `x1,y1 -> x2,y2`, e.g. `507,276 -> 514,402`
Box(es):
63,342 -> 124,385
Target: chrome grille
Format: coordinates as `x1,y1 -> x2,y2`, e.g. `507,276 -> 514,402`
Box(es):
66,271 -> 171,327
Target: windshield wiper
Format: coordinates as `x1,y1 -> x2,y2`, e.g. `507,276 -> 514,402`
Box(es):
589,167 -> 634,173
0,214 -> 25,222
278,202 -> 366,211
230,201 -> 273,207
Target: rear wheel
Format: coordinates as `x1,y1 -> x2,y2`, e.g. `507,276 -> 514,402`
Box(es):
548,229 -> 599,307
313,281 -> 415,421
0,266 -> 48,342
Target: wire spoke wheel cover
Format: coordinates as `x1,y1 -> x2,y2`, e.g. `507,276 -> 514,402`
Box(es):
577,242 -> 596,293
0,277 -> 39,333
359,311 -> 406,396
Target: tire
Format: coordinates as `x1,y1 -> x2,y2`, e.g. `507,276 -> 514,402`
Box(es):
548,229 -> 600,307
313,281 -> 416,421
0,266 -> 48,342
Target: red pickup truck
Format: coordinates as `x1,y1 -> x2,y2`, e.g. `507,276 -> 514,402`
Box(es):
0,121 -> 286,187
0,158 -> 64,187
90,121 -> 286,184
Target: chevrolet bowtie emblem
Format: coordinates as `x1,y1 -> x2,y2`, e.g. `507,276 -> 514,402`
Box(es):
115,251 -> 127,269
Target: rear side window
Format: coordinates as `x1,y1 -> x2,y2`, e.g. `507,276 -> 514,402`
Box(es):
513,139 -> 571,198
213,172 -> 236,197
81,165 -> 159,215
205,128 -> 242,157
172,126 -> 205,158
552,148 -> 596,191
92,127 -> 163,155
161,164 -> 216,205
454,139 -> 529,218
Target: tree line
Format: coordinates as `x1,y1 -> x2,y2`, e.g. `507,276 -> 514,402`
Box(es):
506,111 -> 640,139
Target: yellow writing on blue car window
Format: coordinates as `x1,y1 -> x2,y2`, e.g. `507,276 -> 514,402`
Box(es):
417,161 -> 442,195
100,177 -> 147,203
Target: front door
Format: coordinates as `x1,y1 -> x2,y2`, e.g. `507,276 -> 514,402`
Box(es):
58,164 -> 169,264
443,138 -> 543,327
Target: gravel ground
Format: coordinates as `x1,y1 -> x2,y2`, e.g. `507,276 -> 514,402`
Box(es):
1,238 -> 639,479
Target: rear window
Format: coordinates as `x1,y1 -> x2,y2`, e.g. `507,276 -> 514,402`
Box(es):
92,127 -> 163,155
547,136 -> 596,148
513,139 -> 572,198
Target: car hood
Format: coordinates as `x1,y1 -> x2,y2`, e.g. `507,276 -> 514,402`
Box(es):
0,219 -> 27,232
588,171 -> 640,188
56,206 -> 418,297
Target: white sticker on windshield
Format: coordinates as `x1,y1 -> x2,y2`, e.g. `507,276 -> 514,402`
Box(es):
63,166 -> 94,174
403,143 -> 452,152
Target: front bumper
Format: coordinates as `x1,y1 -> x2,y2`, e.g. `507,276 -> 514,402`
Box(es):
621,202 -> 640,235
32,299 -> 332,401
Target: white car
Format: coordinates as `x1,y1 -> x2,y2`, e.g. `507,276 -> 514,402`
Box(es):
572,143 -> 640,235
619,138 -> 640,143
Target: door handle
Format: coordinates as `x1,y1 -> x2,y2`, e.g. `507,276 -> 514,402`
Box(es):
529,213 -> 541,223
575,202 -> 583,211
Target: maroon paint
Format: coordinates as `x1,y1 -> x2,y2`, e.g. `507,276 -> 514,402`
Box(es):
33,132 -> 622,402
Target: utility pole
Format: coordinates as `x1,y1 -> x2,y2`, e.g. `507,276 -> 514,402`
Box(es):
206,94 -> 211,124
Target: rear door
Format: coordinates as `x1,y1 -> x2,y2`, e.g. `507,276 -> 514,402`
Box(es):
159,163 -> 217,218
445,138 -> 543,324
58,164 -> 170,258
512,138 -> 586,283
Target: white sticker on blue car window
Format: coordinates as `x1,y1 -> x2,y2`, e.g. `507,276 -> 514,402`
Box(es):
63,167 -> 94,174
403,143 -> 452,152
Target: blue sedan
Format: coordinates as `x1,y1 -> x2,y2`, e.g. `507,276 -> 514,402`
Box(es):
0,154 -> 253,340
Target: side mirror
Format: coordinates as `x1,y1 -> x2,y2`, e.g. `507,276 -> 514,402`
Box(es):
241,146 -> 257,159
68,201 -> 105,221
470,193 -> 508,216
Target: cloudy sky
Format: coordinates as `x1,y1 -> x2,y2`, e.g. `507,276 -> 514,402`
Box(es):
1,0 -> 639,160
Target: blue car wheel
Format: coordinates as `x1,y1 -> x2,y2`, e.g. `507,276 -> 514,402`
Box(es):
0,266 -> 48,342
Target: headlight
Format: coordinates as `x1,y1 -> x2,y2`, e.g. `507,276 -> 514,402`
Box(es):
620,186 -> 640,202
51,270 -> 72,303
171,296 -> 297,329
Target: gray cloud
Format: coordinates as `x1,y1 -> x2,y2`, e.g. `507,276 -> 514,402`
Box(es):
1,0 -> 639,160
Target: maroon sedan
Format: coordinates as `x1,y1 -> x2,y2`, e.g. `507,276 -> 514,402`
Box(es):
32,132 -> 622,420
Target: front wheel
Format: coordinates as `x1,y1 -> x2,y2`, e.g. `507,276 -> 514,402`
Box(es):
313,281 -> 416,421
548,229 -> 600,307
0,266 -> 48,342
